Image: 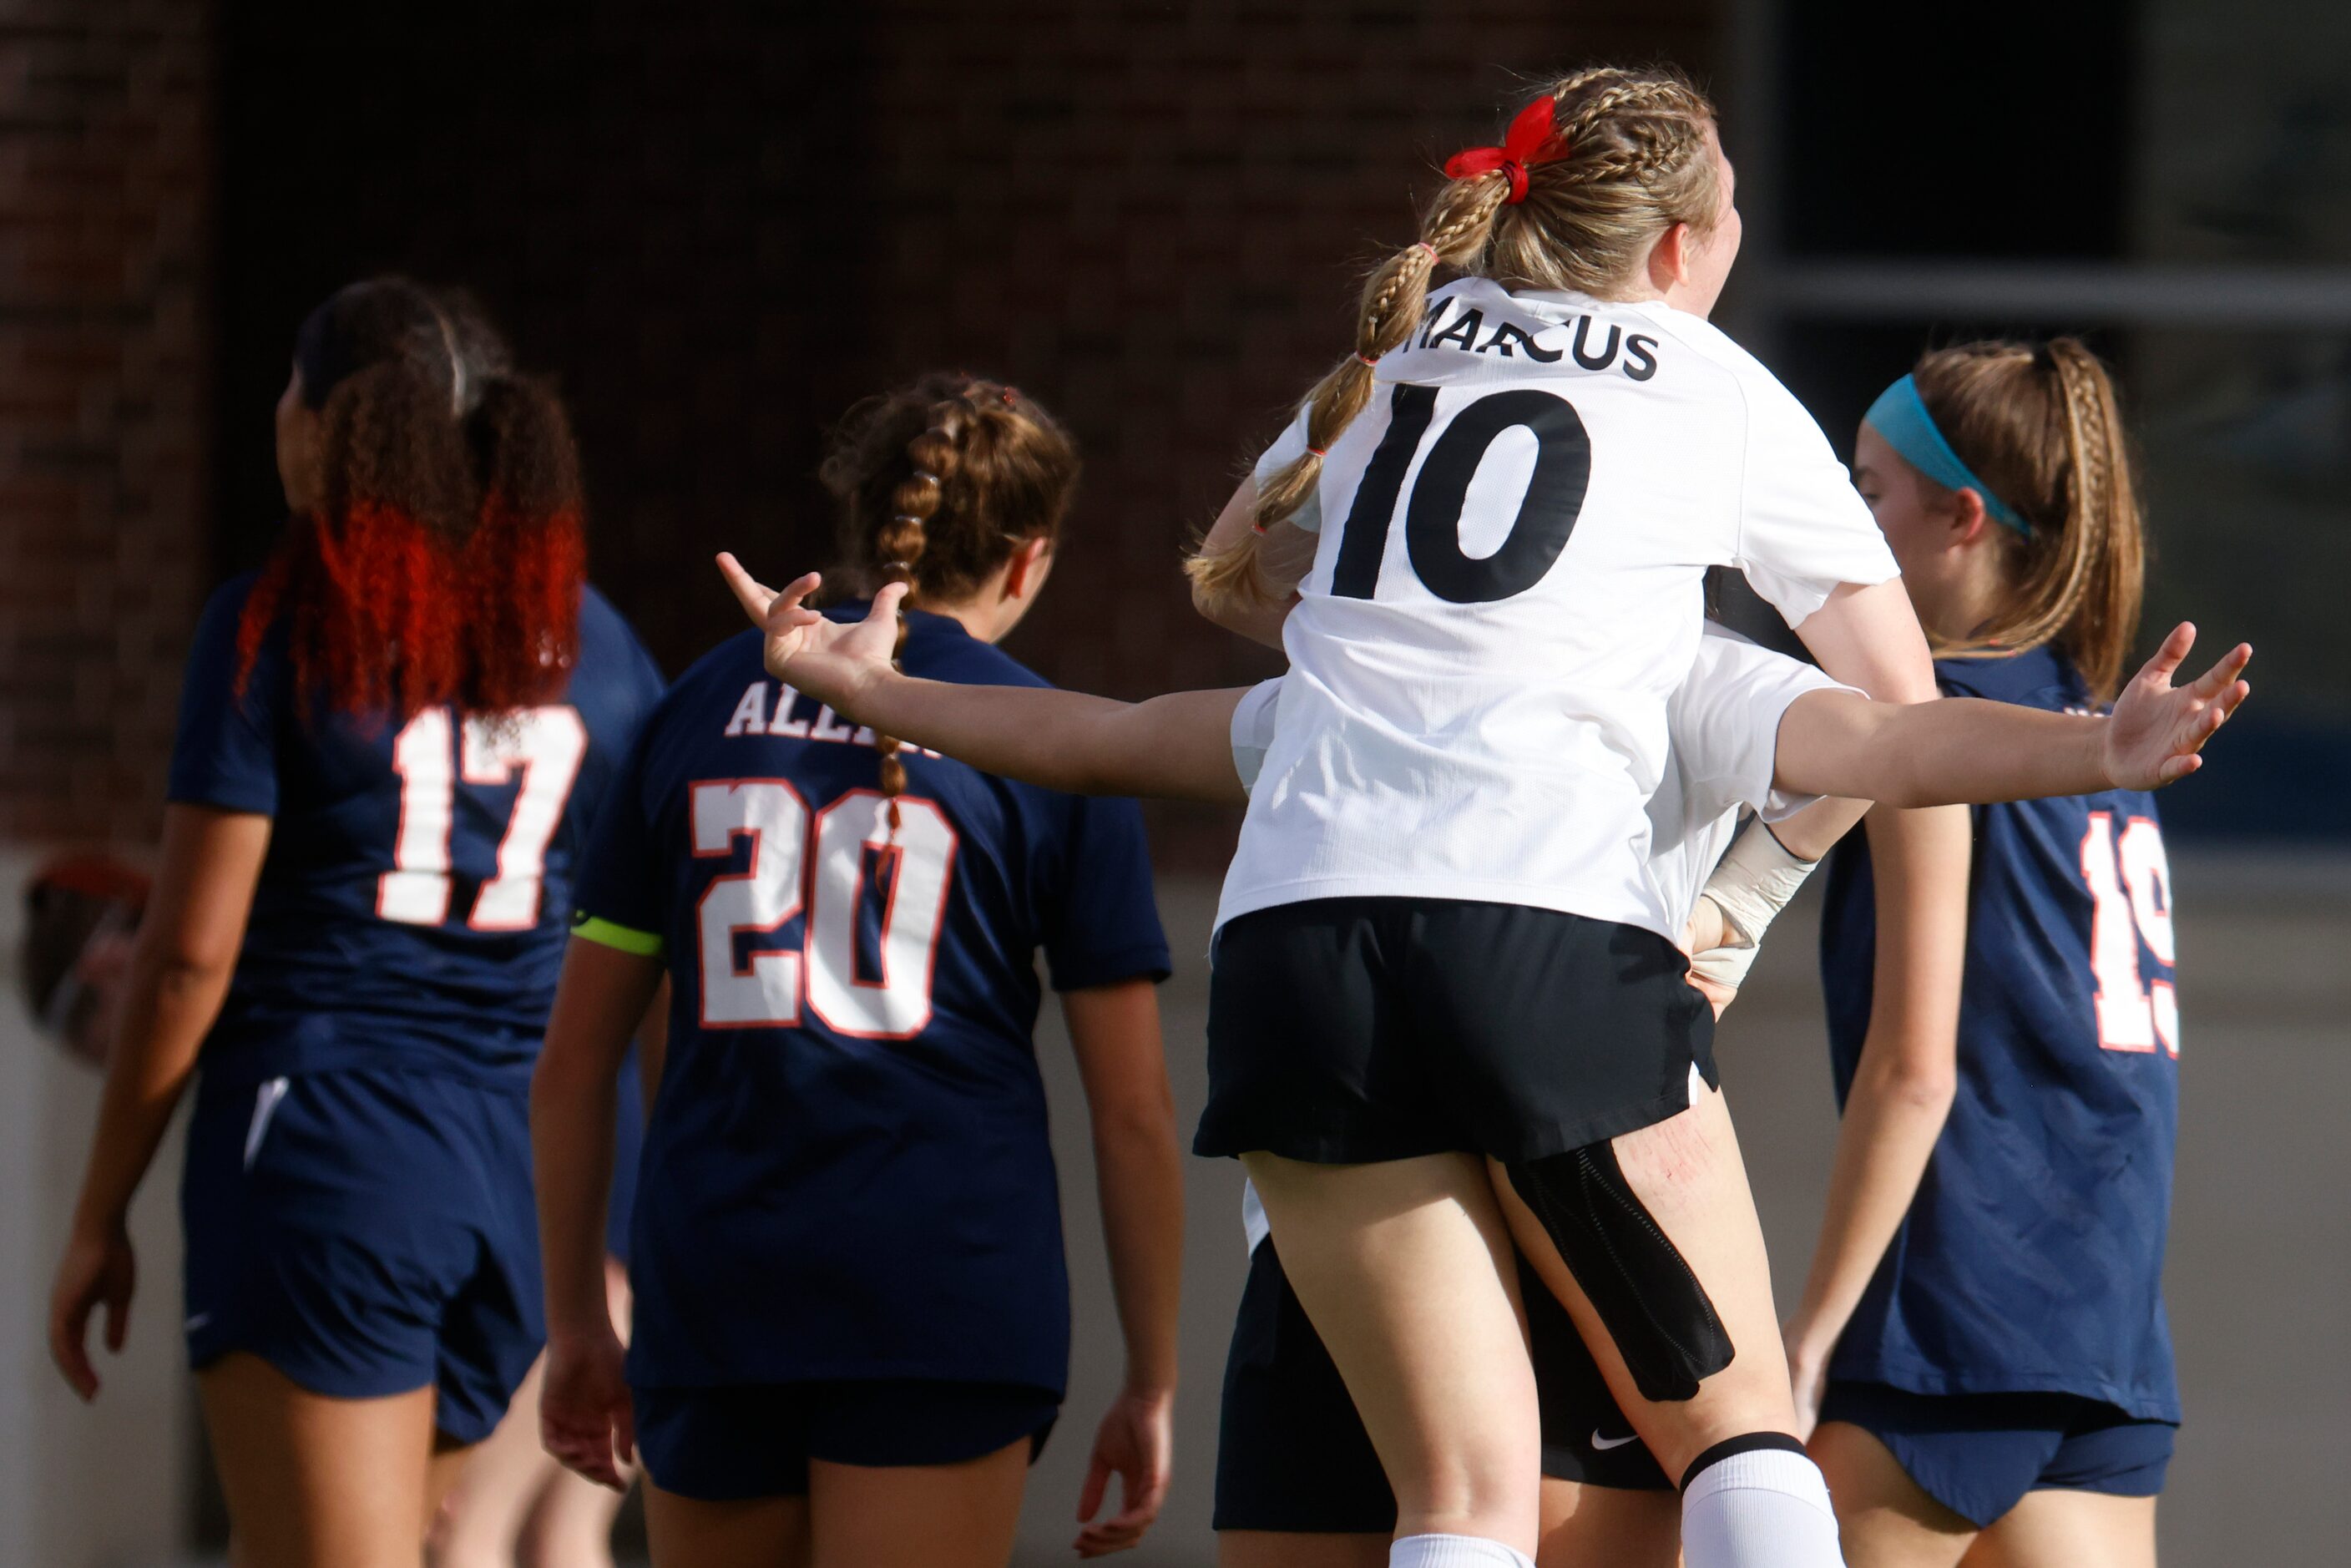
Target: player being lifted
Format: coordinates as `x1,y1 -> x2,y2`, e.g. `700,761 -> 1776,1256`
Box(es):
47,278 -> 666,1568
1182,67 -> 1948,1568
718,541 -> 2245,1568
533,376 -> 1184,1568
744,67 -> 2245,1568
1797,341 -> 2195,1568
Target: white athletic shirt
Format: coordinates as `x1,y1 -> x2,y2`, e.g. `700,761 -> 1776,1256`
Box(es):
1231,624 -> 1850,1254
1216,277 -> 1898,938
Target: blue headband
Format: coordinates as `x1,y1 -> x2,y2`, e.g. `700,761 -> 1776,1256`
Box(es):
1863,374 -> 2032,537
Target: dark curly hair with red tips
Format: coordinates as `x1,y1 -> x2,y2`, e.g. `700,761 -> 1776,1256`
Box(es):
235,277 -> 587,722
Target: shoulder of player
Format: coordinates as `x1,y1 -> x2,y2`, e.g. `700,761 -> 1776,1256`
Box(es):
901,613 -> 1054,691
573,581 -> 635,646
1934,647 -> 2087,711
642,629 -> 765,730
1631,310 -> 1822,438
190,569 -> 265,645
185,569 -> 283,692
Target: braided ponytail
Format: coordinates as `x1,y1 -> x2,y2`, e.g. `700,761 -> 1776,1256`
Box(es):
1186,66 -> 1722,611
871,394 -> 973,817
1910,338 -> 2146,699
1186,180 -> 1509,607
819,372 -> 1083,825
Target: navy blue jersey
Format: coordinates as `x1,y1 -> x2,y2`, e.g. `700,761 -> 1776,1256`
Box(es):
1819,645 -> 2180,1421
573,609 -> 1170,1394
169,574 -> 666,1089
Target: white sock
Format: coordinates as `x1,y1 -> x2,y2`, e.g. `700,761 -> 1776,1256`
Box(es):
1681,1447 -> 1846,1568
1390,1533 -> 1538,1568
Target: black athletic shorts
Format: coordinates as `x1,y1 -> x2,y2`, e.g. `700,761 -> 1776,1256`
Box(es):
1214,1237 -> 1668,1532
1195,897 -> 1715,1165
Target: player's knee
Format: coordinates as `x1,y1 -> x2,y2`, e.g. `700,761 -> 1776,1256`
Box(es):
1502,1143 -> 1733,1404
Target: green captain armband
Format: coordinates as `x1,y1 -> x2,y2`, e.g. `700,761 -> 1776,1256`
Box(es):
572,913 -> 666,959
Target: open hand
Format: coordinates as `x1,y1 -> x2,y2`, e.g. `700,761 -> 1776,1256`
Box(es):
539,1326 -> 635,1490
1073,1382 -> 1174,1557
2103,623 -> 2252,792
715,554 -> 905,713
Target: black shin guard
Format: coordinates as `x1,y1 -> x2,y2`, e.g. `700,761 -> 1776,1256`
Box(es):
1504,1141 -> 1734,1403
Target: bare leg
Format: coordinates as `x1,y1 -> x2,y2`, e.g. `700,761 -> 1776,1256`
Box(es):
1964,1491 -> 2156,1568
200,1352 -> 443,1568
644,1481 -> 811,1568
431,1355 -> 557,1566
1245,1151 -> 1544,1556
1488,1085 -> 1798,1484
1218,1532 -> 1388,1568
519,1262 -> 635,1568
1810,1421 -> 1976,1568
1536,1476 -> 1679,1568
807,1439 -> 1030,1568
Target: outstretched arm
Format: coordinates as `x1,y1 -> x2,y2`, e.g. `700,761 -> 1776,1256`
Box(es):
718,555 -> 1253,804
1775,623 -> 2251,807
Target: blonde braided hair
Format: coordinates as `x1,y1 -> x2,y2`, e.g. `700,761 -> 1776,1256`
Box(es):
1187,66 -> 1722,608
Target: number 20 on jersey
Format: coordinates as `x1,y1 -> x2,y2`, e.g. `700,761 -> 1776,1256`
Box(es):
692,781 -> 956,1040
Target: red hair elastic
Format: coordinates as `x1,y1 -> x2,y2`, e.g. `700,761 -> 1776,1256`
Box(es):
1445,95 -> 1568,205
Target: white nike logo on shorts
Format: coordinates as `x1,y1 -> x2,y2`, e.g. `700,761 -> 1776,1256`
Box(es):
1590,1429 -> 1641,1452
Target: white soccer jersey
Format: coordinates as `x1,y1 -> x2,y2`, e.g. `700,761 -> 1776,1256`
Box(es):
1219,276 -> 1898,938
1231,623 -> 1850,1254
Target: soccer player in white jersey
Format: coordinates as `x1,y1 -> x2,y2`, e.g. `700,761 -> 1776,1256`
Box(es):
1176,67 -> 1954,1568
719,551 -> 2247,1568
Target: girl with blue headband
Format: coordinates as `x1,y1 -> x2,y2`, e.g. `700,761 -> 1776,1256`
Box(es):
1796,339 -> 2186,1568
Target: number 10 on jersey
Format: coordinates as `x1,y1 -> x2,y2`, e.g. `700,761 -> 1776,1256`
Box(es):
692,781 -> 957,1039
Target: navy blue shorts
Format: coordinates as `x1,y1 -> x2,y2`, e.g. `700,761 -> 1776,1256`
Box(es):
633,1380 -> 1061,1502
1214,1239 -> 1666,1534
1820,1379 -> 2175,1528
179,1068 -> 544,1446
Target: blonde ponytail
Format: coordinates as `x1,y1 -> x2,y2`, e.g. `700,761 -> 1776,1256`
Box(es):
1186,66 -> 1722,611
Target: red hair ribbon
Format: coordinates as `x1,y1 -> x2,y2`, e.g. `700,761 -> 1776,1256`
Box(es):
1444,95 -> 1566,205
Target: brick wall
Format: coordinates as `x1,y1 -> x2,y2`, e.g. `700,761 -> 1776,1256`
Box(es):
192,3 -> 1721,868
0,2 -> 212,846
858,0 -> 1722,859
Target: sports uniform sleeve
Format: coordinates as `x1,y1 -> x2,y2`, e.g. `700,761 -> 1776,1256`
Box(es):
1732,377 -> 1902,627
1228,677 -> 1286,792
1670,626 -> 1858,825
1251,404 -> 1322,535
166,576 -> 280,816
1039,794 -> 1172,991
569,726 -> 668,958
